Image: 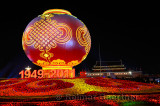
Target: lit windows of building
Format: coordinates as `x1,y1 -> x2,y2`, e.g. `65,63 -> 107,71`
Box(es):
81,60 -> 142,79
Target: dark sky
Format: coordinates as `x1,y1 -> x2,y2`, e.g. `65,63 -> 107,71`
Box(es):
0,2 -> 160,78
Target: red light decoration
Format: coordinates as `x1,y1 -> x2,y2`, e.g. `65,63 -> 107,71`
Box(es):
80,71 -> 87,77
22,9 -> 91,78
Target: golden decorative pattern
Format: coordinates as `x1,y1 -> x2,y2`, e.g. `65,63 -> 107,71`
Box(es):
40,51 -> 54,61
37,60 -> 49,66
23,15 -> 72,60
76,26 -> 91,54
36,59 -> 79,67
67,60 -> 79,66
24,17 -> 72,51
43,9 -> 72,15
51,59 -> 66,65
39,13 -> 54,20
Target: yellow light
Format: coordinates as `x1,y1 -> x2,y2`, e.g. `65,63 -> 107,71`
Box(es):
129,71 -> 132,75
44,53 -> 49,57
43,9 -> 72,15
42,66 -> 72,70
25,66 -> 31,70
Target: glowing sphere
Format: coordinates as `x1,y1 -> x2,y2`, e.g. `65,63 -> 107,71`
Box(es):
22,9 -> 91,69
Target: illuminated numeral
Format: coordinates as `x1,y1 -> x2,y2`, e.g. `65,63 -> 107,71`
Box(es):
31,70 -> 37,78
63,69 -> 69,78
59,69 -> 64,78
19,68 -> 75,78
69,69 -> 75,78
25,70 -> 31,78
19,70 -> 24,78
50,69 -> 56,78
38,69 -> 44,78
57,69 -> 64,78
19,70 -> 44,78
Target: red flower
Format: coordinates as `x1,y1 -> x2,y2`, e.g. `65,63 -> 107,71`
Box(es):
13,78 -> 74,93
85,78 -> 155,89
0,78 -> 27,89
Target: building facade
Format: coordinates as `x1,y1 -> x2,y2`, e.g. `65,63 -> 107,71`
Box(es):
86,60 -> 142,78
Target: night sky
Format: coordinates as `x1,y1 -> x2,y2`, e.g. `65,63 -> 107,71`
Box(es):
0,2 -> 160,78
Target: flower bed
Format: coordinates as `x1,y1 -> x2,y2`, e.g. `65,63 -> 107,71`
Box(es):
13,79 -> 74,93
0,77 -> 160,96
0,77 -> 160,105
0,78 -> 27,89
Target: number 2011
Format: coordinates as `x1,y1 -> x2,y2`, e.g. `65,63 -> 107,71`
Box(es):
19,70 -> 43,78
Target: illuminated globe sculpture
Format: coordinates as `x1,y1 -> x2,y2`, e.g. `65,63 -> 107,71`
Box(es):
22,9 -> 91,78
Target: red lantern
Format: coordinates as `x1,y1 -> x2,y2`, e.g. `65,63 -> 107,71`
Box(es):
22,9 -> 91,77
